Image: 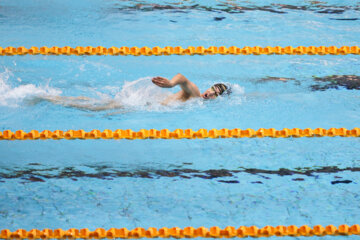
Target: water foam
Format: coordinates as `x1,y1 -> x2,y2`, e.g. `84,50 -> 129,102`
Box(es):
0,68 -> 62,107
114,77 -> 172,110
218,82 -> 245,106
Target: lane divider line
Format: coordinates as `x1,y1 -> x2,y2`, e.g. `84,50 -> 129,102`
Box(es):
1,225 -> 359,238
0,46 -> 359,56
1,128 -> 359,140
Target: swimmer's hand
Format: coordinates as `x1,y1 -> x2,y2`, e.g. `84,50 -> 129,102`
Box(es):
152,76 -> 174,88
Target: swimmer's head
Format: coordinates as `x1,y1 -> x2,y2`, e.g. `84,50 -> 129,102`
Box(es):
201,83 -> 231,99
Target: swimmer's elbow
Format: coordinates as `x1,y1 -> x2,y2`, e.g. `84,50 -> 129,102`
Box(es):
176,73 -> 189,84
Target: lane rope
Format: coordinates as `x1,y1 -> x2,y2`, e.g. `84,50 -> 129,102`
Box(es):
0,46 -> 359,56
1,128 -> 359,140
1,225 -> 359,238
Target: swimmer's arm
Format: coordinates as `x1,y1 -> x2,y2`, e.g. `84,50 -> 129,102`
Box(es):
172,73 -> 201,97
152,74 -> 201,97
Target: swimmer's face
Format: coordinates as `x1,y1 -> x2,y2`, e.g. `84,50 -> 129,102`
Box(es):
201,86 -> 221,99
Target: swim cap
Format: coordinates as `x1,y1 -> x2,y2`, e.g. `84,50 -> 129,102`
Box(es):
213,83 -> 231,96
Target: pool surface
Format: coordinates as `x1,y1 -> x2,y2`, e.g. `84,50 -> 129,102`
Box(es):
0,0 -> 360,239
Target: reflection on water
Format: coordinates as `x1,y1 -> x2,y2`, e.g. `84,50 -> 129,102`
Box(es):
310,75 -> 360,91
1,164 -> 357,184
111,1 -> 360,15
254,75 -> 360,91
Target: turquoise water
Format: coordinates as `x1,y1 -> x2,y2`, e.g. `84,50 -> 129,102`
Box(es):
1,0 -> 360,239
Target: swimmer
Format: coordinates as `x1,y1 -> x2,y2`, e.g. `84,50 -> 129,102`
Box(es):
152,73 -> 231,104
38,74 -> 230,111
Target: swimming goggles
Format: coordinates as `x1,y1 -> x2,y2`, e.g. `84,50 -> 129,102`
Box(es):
211,86 -> 220,97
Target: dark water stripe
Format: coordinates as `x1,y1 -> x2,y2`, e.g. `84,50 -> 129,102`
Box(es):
111,3 -> 360,15
329,18 -> 359,21
0,165 -> 358,184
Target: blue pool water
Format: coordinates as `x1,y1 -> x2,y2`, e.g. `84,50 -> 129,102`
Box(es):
1,0 -> 360,239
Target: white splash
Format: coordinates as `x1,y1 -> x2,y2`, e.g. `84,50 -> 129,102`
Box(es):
230,83 -> 245,95
113,77 -> 173,111
0,68 -> 61,107
98,77 -> 208,112
218,82 -> 245,105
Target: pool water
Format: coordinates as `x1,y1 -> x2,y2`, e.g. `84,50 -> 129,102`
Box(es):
0,0 -> 360,239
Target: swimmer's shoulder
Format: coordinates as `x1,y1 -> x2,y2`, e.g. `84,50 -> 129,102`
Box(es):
161,90 -> 198,105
